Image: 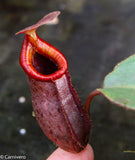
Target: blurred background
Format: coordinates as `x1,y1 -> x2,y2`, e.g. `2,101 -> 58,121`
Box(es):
0,0 -> 135,159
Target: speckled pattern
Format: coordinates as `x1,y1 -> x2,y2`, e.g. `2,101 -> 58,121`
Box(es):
0,0 -> 135,160
28,72 -> 90,153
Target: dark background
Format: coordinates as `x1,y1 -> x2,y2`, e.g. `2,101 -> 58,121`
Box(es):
0,0 -> 135,159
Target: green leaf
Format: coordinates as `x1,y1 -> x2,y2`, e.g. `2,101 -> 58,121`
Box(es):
98,54 -> 135,110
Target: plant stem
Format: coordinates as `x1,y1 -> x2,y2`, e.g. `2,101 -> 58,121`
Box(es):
123,150 -> 135,153
85,89 -> 101,114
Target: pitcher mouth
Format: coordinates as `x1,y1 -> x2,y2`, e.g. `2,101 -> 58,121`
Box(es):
33,52 -> 58,75
17,11 -> 67,81
19,34 -> 68,81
